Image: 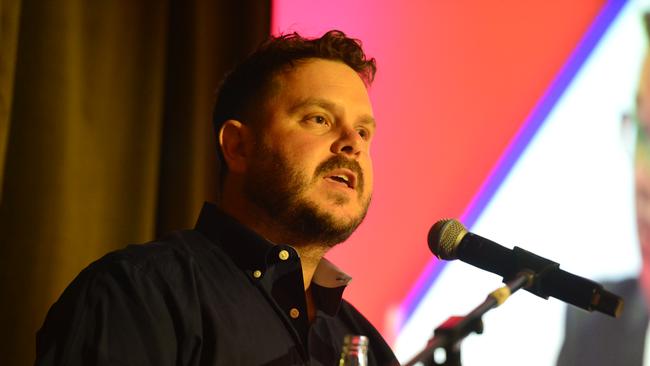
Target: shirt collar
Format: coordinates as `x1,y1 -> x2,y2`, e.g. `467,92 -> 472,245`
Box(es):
194,202 -> 351,316
313,257 -> 352,288
195,202 -> 269,272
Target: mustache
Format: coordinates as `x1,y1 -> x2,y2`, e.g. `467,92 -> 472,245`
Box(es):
315,155 -> 364,191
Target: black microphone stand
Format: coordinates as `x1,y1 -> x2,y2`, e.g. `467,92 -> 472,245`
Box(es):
403,271 -> 533,366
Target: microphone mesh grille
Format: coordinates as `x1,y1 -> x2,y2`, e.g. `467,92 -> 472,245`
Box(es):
428,219 -> 467,260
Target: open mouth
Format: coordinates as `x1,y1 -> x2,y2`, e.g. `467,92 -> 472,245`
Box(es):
325,170 -> 356,189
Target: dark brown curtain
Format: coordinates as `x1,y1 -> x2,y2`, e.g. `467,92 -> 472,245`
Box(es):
0,1 -> 270,364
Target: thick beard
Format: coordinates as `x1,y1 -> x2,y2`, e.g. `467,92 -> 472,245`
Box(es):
243,138 -> 371,248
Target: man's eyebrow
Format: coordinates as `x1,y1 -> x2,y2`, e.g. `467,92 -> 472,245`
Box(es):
359,115 -> 377,129
289,98 -> 376,128
288,98 -> 338,114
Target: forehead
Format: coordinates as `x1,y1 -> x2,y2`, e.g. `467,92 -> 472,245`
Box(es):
268,58 -> 374,114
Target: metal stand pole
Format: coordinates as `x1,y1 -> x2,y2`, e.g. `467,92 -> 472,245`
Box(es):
404,271 -> 533,366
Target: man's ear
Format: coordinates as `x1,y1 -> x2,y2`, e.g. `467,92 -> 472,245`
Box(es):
219,120 -> 251,174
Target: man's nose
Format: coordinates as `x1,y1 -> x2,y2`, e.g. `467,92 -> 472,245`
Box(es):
331,125 -> 363,158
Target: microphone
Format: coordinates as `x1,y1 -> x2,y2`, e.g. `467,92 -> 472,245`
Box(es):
428,219 -> 624,317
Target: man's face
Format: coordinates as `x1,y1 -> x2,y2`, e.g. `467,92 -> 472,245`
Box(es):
243,58 -> 375,247
636,54 -> 650,270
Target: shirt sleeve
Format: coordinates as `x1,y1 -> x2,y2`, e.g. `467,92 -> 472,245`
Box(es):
35,257 -> 180,366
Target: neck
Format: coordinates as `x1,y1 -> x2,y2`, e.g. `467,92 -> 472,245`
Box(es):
219,177 -> 329,290
294,245 -> 328,289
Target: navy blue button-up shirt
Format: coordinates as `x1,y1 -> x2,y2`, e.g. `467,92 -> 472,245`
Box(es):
35,202 -> 398,365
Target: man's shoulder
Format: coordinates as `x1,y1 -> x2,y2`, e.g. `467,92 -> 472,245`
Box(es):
565,277 -> 644,330
45,229 -> 231,322
72,229 -> 225,291
557,277 -> 648,366
568,278 -> 643,323
92,229 -> 210,271
603,277 -> 639,298
35,229 -> 226,364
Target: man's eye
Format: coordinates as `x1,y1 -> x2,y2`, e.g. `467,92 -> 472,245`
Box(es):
357,128 -> 370,140
310,115 -> 328,125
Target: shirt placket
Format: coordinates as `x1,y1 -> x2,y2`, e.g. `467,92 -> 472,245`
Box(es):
252,244 -> 312,362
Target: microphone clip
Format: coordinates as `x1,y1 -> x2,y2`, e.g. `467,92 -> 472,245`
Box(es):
508,246 -> 559,299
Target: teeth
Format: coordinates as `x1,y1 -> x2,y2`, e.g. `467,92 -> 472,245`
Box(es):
335,175 -> 349,182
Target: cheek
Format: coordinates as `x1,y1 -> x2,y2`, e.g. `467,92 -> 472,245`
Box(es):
287,135 -> 332,163
363,159 -> 374,192
283,143 -> 327,178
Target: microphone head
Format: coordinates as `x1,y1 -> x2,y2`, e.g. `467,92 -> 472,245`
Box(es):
428,219 -> 468,260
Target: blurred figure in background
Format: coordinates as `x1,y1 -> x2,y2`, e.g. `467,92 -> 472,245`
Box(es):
556,13 -> 650,366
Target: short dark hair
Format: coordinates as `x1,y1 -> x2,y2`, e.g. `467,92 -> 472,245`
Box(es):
212,30 -> 376,177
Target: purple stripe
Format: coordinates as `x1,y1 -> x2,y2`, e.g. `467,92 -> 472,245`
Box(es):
397,0 -> 628,331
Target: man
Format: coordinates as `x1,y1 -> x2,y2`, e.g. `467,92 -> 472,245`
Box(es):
556,15 -> 650,366
35,30 -> 398,365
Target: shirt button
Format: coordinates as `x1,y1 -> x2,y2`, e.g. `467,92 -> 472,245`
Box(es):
252,270 -> 262,278
278,250 -> 290,260
289,308 -> 300,319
